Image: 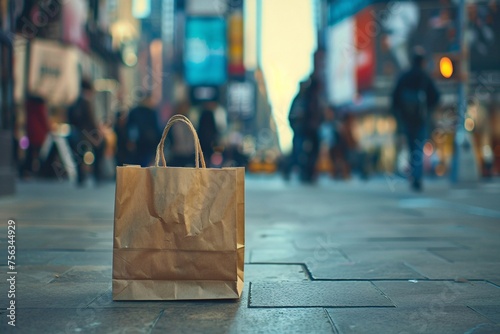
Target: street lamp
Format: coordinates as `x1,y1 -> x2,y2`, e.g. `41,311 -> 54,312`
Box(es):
450,0 -> 479,183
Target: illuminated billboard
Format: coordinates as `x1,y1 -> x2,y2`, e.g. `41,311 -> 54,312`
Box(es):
185,18 -> 227,85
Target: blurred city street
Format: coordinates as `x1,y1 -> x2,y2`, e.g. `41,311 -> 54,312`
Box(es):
2,0 -> 500,332
1,176 -> 500,333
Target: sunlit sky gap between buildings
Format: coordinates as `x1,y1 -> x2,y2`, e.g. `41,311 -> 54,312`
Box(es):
244,0 -> 317,153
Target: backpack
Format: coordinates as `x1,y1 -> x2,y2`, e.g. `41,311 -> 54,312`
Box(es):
400,77 -> 427,124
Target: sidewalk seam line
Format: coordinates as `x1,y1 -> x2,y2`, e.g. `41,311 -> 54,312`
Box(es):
246,262 -> 315,280
247,282 -> 252,309
148,309 -> 165,333
323,308 -> 340,334
369,281 -> 396,306
402,261 -> 430,279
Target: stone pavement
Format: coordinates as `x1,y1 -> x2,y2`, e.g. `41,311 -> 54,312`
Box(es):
0,175 -> 500,333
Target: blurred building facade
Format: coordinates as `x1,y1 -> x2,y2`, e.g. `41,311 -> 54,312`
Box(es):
3,0 -> 138,194
0,0 -> 17,196
0,0 -> 282,195
14,0 -> 124,110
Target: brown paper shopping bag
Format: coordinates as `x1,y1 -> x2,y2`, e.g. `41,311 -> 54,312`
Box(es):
112,115 -> 244,300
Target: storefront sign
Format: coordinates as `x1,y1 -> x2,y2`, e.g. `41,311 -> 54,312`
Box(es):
28,39 -> 79,106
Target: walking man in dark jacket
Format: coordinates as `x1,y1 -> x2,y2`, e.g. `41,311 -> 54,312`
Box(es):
392,48 -> 440,191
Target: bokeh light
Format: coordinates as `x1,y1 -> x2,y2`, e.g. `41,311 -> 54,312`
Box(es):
211,152 -> 224,166
464,118 -> 475,132
424,142 -> 434,156
19,136 -> 29,150
83,152 -> 95,165
439,56 -> 453,78
58,123 -> 71,137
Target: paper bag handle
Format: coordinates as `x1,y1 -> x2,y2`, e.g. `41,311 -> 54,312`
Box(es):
155,114 -> 207,168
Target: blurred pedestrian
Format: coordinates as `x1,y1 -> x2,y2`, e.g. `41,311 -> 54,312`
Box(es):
113,109 -> 129,168
391,47 -> 440,191
284,76 -> 325,183
284,79 -> 309,181
324,107 -> 343,179
196,101 -> 220,165
22,95 -> 51,178
67,79 -> 105,186
126,94 -> 161,167
301,76 -> 325,183
330,112 -> 355,180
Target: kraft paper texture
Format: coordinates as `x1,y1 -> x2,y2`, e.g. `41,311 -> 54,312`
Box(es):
112,115 -> 244,300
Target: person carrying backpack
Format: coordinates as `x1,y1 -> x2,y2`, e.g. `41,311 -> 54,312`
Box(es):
391,47 -> 440,191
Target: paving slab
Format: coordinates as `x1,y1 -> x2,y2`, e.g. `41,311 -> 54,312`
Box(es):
308,261 -> 426,280
341,249 -> 446,263
0,283 -> 110,309
89,284 -> 250,309
294,239 -> 462,251
240,232 -> 281,247
405,260 -> 500,280
245,238 -> 296,249
373,281 -> 500,307
250,249 -> 348,265
38,238 -> 110,250
249,281 -> 394,308
327,306 -> 497,334
48,251 -> 112,266
16,265 -> 71,284
319,224 -> 480,240
0,307 -> 163,334
153,307 -> 334,334
454,239 -> 500,249
398,197 -> 500,219
15,250 -> 65,265
428,248 -> 500,263
469,305 -> 500,324
86,281 -> 334,334
363,236 -> 473,243
51,265 -> 112,283
244,264 -> 309,282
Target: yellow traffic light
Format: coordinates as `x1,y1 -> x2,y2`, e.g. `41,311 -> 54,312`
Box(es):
434,53 -> 460,81
439,57 -> 454,78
